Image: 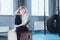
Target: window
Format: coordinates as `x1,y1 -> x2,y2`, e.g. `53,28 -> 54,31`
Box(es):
45,0 -> 49,16
31,0 -> 49,16
0,0 -> 13,15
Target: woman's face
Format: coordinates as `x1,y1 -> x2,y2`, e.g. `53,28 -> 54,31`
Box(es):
20,8 -> 26,15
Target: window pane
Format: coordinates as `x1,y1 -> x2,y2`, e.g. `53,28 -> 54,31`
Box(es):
0,0 -> 13,15
39,0 -> 44,16
31,0 -> 38,16
45,0 -> 49,16
31,0 -> 49,16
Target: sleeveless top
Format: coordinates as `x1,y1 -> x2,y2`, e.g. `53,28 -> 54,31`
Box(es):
15,15 -> 22,25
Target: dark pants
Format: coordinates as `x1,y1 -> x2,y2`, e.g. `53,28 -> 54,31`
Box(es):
16,26 -> 29,40
15,15 -> 29,40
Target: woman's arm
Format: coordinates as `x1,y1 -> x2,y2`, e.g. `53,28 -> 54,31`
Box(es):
15,6 -> 21,15
18,19 -> 30,27
15,9 -> 20,15
14,20 -> 30,27
14,7 -> 21,28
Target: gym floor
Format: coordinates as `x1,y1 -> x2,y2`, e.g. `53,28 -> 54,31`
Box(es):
0,33 -> 60,40
33,33 -> 60,40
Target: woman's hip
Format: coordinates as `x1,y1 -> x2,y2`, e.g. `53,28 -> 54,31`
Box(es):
16,26 -> 29,32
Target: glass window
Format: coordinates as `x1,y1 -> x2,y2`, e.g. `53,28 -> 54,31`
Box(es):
0,0 -> 13,15
31,0 -> 49,16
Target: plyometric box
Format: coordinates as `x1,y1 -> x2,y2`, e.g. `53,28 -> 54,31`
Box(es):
20,31 -> 32,40
8,30 -> 32,40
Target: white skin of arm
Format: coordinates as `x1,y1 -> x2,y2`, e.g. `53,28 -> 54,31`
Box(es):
15,9 -> 20,15
15,6 -> 21,15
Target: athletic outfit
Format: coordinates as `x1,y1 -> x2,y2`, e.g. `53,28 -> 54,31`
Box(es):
15,14 -> 30,40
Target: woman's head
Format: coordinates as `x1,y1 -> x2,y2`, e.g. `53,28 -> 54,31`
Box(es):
19,6 -> 27,15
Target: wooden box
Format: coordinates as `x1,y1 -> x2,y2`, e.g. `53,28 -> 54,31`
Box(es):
8,30 -> 17,40
20,31 -> 32,40
8,30 -> 32,40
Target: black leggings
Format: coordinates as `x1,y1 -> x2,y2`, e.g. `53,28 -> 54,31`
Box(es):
16,26 -> 29,40
15,15 -> 29,40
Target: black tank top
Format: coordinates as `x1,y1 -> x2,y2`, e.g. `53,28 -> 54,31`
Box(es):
15,15 -> 22,25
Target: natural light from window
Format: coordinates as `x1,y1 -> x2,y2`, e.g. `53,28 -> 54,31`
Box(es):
0,0 -> 13,15
31,0 -> 49,16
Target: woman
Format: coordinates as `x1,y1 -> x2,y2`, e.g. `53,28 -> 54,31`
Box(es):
14,6 -> 30,40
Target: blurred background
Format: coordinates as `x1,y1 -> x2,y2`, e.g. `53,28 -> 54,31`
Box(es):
0,0 -> 60,40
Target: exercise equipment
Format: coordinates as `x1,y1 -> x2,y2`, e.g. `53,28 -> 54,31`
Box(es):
47,15 -> 58,33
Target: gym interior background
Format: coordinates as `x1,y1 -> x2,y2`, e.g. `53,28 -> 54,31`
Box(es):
0,0 -> 60,40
